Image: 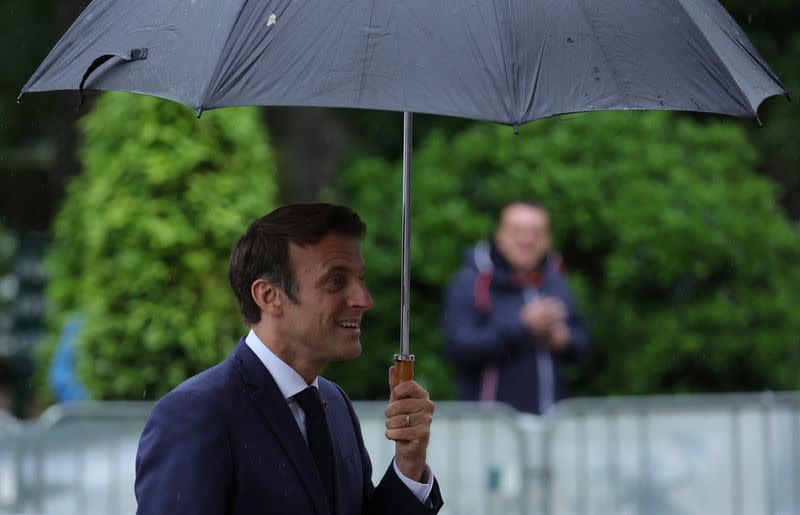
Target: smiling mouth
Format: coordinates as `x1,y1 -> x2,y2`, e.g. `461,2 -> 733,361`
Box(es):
337,321 -> 361,331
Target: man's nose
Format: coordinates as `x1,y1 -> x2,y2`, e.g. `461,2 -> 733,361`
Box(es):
350,281 -> 375,311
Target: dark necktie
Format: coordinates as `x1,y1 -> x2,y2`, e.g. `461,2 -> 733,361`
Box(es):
294,386 -> 335,513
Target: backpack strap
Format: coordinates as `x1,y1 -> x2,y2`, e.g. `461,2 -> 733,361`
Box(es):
472,241 -> 494,314
471,242 -> 500,402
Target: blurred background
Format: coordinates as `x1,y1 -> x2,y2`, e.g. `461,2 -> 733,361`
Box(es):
0,0 -> 798,514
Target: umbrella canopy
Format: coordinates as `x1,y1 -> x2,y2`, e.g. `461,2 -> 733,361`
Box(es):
21,0 -> 786,123
19,0 -> 788,367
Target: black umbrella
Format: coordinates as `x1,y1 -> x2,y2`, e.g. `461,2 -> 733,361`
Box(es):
19,0 -> 788,381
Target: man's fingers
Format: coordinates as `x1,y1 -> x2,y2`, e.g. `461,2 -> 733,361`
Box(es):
385,411 -> 434,442
384,410 -> 434,430
543,298 -> 566,319
385,397 -> 435,419
386,427 -> 426,442
391,379 -> 430,401
388,365 -> 398,394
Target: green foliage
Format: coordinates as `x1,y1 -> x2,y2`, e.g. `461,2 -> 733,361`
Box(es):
330,111 -> 800,399
44,93 -> 277,400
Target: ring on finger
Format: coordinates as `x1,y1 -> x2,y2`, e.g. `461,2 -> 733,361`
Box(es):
405,414 -> 411,427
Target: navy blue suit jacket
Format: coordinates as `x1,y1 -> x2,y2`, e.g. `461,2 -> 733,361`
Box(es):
135,338 -> 442,515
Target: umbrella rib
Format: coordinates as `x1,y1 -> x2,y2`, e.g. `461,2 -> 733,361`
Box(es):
489,0 -> 515,123
728,36 -> 787,95
522,34 -> 549,123
356,0 -> 376,103
460,13 -> 514,123
669,0 -> 759,115
573,0 -> 630,108
20,0 -> 109,95
195,0 -> 250,111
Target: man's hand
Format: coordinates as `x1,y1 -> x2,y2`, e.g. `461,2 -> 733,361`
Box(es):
547,321 -> 570,351
384,366 -> 435,482
520,298 -> 569,350
520,297 -> 565,331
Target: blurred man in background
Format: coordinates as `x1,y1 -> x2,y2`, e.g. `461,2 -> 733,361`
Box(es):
442,201 -> 591,415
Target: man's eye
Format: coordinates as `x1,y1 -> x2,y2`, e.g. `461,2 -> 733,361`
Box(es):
328,275 -> 346,289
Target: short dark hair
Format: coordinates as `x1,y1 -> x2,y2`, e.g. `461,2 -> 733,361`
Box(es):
497,200 -> 548,222
229,203 -> 367,324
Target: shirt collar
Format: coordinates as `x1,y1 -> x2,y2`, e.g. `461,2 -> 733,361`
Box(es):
245,329 -> 318,400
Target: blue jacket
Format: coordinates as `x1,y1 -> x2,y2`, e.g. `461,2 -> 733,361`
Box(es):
442,242 -> 590,415
135,337 -> 443,515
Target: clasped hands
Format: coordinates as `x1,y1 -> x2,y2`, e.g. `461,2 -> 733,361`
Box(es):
520,297 -> 570,351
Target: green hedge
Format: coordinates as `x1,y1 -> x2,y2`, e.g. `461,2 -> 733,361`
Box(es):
43,93 -> 277,400
328,111 -> 800,399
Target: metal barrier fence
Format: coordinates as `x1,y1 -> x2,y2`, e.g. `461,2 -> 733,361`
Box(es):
0,393 -> 798,515
31,403 -> 152,515
355,401 -> 532,515
0,410 -> 24,513
546,392 -> 800,515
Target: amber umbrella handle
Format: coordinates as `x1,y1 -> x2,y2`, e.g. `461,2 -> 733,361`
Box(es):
393,354 -> 415,385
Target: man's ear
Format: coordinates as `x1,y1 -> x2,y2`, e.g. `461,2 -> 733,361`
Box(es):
251,279 -> 283,316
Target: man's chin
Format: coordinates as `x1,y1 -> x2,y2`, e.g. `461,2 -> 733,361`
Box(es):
332,341 -> 362,362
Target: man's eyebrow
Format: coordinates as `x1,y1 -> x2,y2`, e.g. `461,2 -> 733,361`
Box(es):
322,265 -> 349,275
315,265 -> 366,283
320,261 -> 366,273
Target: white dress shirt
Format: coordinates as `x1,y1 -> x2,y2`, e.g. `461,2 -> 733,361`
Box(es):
245,330 -> 434,502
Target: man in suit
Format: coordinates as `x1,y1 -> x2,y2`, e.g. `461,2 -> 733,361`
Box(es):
135,203 -> 443,515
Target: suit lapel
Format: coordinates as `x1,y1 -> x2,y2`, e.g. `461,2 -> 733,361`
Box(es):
230,338 -> 329,515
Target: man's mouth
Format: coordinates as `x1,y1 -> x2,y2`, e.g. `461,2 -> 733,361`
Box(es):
336,320 -> 361,331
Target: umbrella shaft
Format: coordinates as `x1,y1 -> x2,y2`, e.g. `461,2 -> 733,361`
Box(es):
400,111 -> 412,357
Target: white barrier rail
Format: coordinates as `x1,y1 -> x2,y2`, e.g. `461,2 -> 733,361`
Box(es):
0,393 -> 798,515
0,410 -> 23,512
547,393 -> 800,515
355,401 -> 532,515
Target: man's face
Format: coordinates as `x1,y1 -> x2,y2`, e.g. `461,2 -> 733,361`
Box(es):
494,204 -> 551,271
278,233 -> 374,368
